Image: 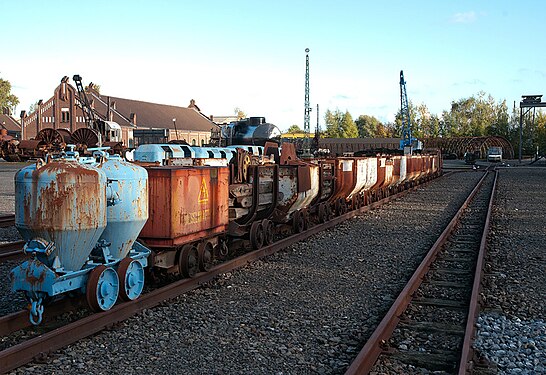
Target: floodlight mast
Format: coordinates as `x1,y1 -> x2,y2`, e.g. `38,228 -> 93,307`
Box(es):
303,48 -> 311,156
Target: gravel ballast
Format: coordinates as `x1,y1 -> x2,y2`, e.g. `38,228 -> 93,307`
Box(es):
473,164 -> 546,374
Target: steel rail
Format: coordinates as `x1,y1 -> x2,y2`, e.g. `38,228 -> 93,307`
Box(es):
458,170 -> 497,373
345,170 -> 492,374
0,214 -> 15,228
0,241 -> 25,262
0,173 -> 441,373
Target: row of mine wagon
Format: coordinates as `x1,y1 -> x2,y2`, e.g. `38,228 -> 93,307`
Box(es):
10,141 -> 441,324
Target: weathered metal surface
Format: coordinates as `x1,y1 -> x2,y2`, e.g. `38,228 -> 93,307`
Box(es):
315,160 -> 334,202
347,158 -> 378,199
15,159 -> 107,271
370,157 -> 391,193
390,155 -> 407,188
139,166 -> 229,247
274,163 -> 319,222
330,158 -> 356,204
98,155 -> 149,259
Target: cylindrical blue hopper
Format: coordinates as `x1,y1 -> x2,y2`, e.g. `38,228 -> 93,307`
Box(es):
98,155 -> 148,259
15,159 -> 107,271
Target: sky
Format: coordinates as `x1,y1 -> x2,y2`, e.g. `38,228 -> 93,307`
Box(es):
1,0 -> 545,131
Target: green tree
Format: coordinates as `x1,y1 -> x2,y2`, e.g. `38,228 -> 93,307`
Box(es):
324,109 -> 342,138
355,115 -> 381,137
0,78 -> 20,113
287,124 -> 302,134
536,111 -> 546,155
341,111 -> 358,138
442,92 -> 502,137
324,109 -> 357,138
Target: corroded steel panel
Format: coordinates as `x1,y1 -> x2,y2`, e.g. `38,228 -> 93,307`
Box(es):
348,158 -> 377,199
98,156 -> 149,259
331,158 -> 356,202
140,166 -> 229,247
275,164 -> 319,222
390,155 -> 407,187
15,160 -> 107,271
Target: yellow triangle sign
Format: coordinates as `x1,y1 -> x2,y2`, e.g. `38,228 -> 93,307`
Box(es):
198,177 -> 209,203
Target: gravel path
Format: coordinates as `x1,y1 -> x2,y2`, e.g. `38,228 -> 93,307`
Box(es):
474,163 -> 546,374
7,171 -> 485,375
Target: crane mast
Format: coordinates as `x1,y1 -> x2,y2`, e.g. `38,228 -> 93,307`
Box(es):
72,74 -> 104,146
399,70 -> 421,154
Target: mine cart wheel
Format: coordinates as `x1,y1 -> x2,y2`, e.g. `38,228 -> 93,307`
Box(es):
318,204 -> 327,223
335,199 -> 342,216
117,258 -> 145,302
72,128 -> 100,150
326,204 -> 333,221
302,209 -> 310,230
263,219 -> 274,245
198,241 -> 214,272
354,196 -> 361,209
179,244 -> 199,278
250,221 -> 265,249
36,128 -> 63,147
292,211 -> 305,233
86,265 -> 120,312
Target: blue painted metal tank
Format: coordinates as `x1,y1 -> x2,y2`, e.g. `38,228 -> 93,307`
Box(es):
14,157 -> 107,272
98,154 -> 149,259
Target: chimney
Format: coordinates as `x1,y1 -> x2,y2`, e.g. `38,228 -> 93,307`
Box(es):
37,100 -> 43,135
130,113 -> 137,126
20,110 -> 26,140
188,99 -> 200,112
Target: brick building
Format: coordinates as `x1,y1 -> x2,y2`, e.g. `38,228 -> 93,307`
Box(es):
20,76 -> 218,147
0,108 -> 21,138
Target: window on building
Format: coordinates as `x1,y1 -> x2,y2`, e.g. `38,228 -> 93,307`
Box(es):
61,108 -> 70,123
201,139 -> 205,146
192,139 -> 196,146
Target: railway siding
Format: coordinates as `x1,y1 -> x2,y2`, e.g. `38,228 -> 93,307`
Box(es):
8,171 -> 482,374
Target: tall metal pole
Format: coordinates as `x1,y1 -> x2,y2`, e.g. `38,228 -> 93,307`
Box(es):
303,48 -> 311,156
518,110 -> 523,163
173,118 -> 179,141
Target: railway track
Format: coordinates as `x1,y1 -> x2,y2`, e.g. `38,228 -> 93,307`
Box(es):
0,214 -> 15,228
0,241 -> 25,262
0,178 -> 433,374
347,168 -> 496,374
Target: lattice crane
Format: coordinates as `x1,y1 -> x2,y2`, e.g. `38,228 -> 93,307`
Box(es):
399,70 -> 422,153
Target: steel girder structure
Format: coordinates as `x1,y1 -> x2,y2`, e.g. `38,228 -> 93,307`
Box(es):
423,136 -> 514,159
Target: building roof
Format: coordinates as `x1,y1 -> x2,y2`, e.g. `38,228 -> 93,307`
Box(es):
0,112 -> 21,132
89,92 -> 218,132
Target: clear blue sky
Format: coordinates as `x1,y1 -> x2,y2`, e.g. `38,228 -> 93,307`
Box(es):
2,0 -> 544,131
